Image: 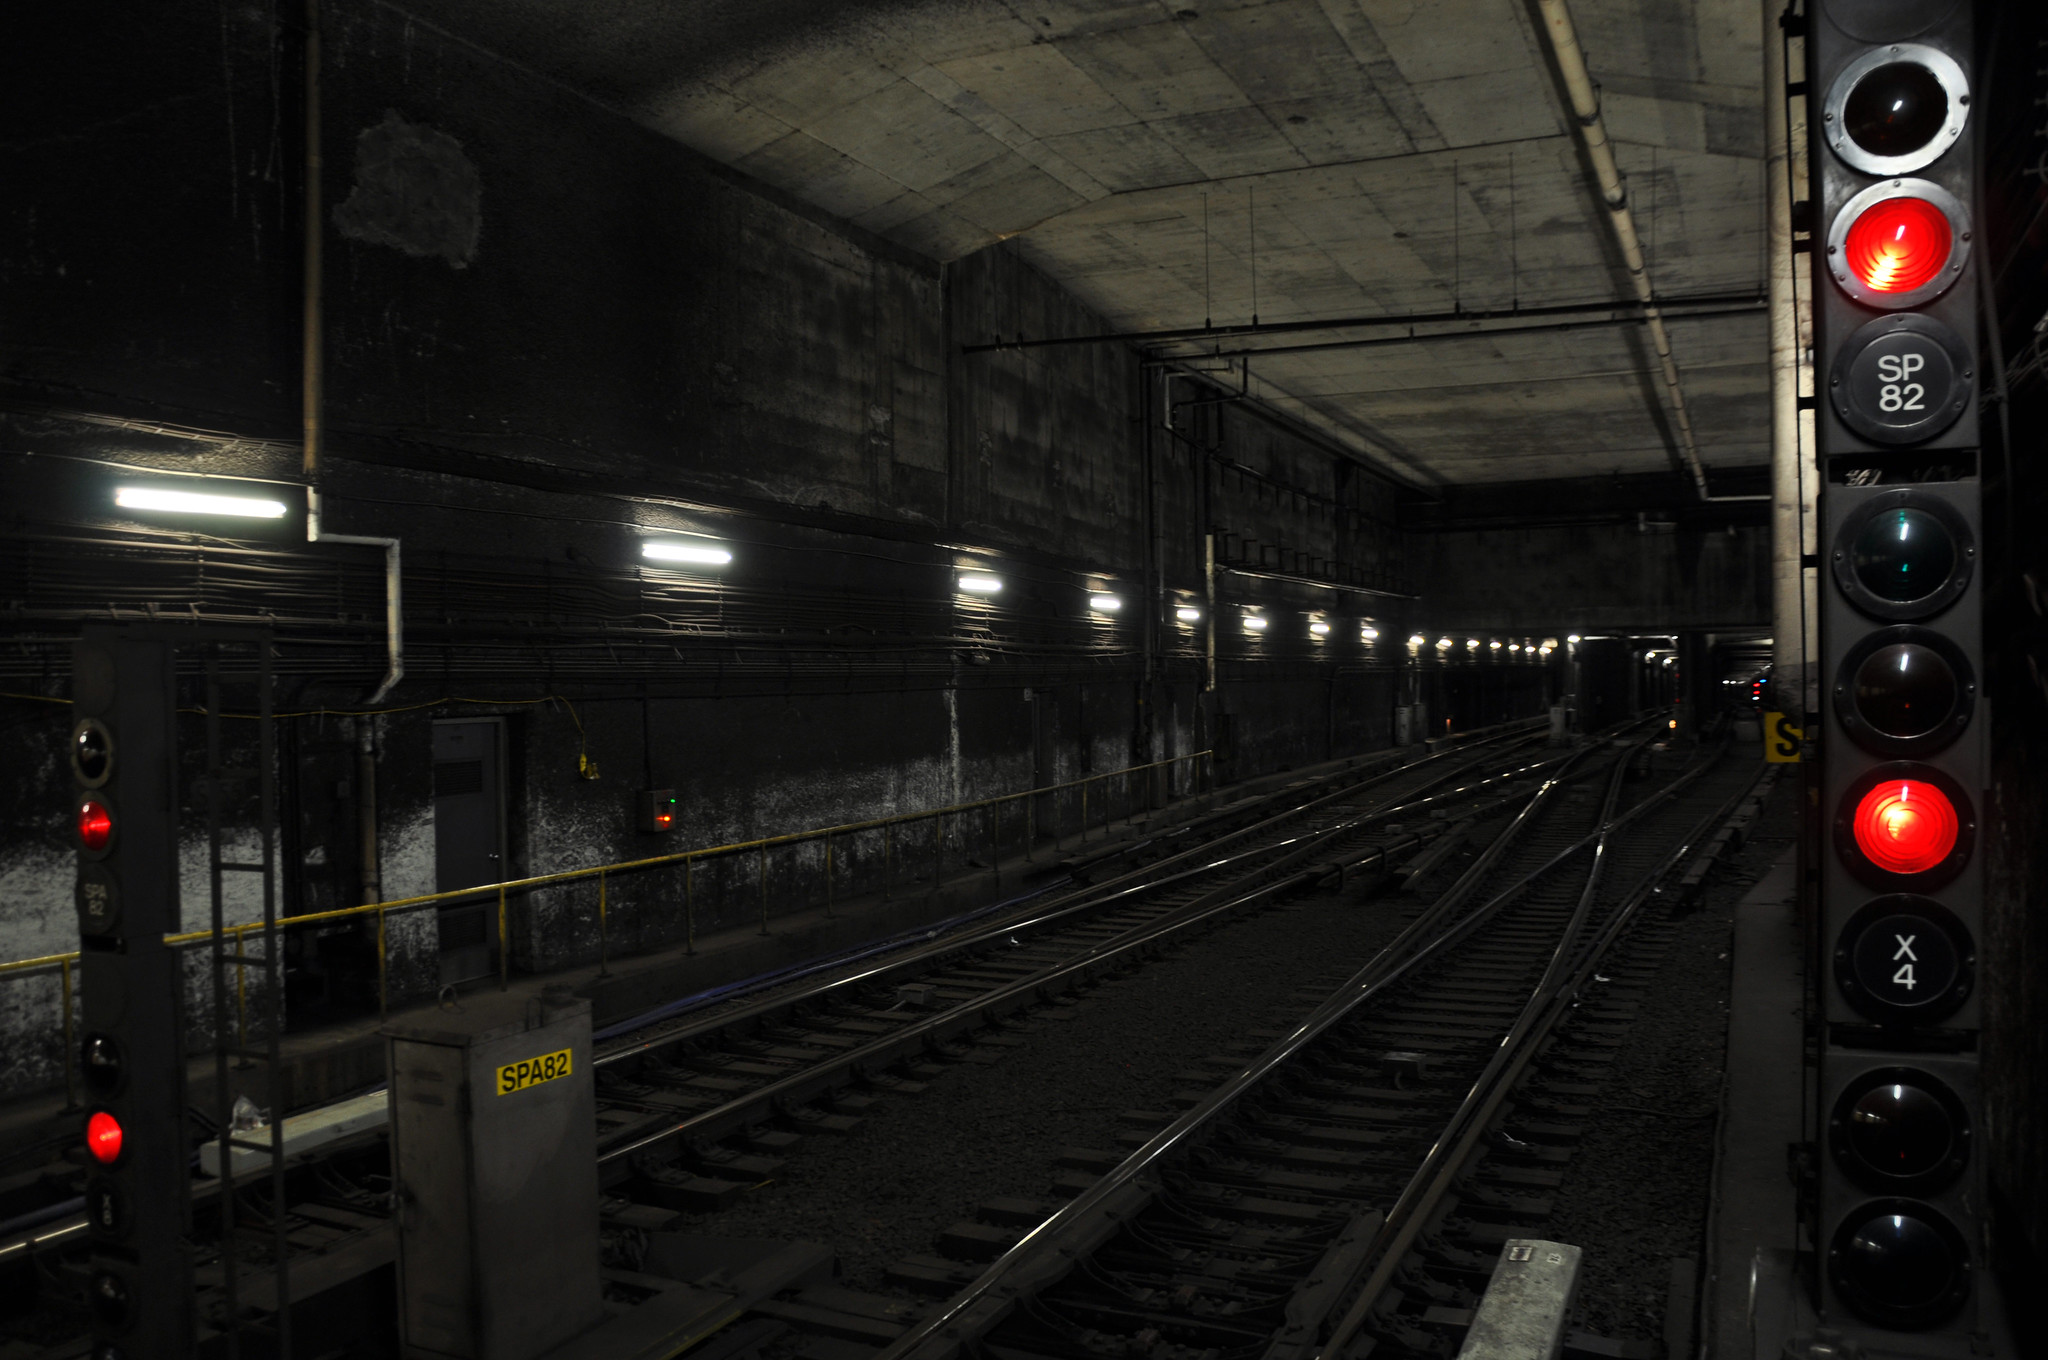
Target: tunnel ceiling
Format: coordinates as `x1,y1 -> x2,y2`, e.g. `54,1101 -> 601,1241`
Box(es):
402,0 -> 1770,491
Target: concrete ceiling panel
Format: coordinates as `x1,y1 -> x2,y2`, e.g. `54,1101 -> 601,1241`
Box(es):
804,79 -> 1009,194
1149,107 -> 1308,179
1057,21 -> 1256,120
734,129 -> 916,222
1357,0 -> 1538,83
396,0 -> 1777,489
934,42 -> 1136,138
1038,123 -> 1208,194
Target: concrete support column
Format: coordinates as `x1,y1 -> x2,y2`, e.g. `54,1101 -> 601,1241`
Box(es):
1764,0 -> 1818,713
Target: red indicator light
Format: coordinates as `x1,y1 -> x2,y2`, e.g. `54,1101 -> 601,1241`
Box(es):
1842,197 -> 1952,296
77,799 -> 113,854
655,811 -> 673,829
86,1110 -> 123,1165
1852,779 -> 1958,874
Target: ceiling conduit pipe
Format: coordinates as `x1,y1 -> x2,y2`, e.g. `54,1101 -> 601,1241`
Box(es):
298,0 -> 404,708
1530,0 -> 1768,504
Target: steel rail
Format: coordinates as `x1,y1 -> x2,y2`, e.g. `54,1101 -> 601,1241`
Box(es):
592,725 -> 1552,1071
595,740 -> 1574,1168
866,734 -> 1637,1360
1306,751 -> 1764,1360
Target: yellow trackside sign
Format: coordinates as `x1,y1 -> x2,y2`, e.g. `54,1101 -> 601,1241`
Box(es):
1764,712 -> 1803,763
497,1047 -> 572,1096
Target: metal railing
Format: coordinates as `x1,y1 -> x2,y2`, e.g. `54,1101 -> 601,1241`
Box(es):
7,749 -> 1210,1103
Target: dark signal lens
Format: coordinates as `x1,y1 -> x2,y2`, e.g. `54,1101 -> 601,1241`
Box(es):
86,1110 -> 123,1165
71,720 -> 112,786
1842,197 -> 1953,296
1852,508 -> 1956,605
1844,63 -> 1949,160
1831,1202 -> 1969,1327
1847,1083 -> 1955,1178
1853,644 -> 1958,739
1852,779 -> 1958,875
77,799 -> 114,854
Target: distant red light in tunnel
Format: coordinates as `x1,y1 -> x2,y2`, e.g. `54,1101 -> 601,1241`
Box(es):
1841,196 -> 1953,296
77,799 -> 113,854
1852,779 -> 1958,874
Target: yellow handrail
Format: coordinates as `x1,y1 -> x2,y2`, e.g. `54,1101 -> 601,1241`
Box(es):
11,750 -> 1212,1072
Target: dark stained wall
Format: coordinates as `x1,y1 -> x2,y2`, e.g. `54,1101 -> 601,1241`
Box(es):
0,1 -> 1465,1096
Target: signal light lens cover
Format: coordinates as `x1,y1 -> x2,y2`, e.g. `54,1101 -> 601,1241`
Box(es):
1823,43 -> 1970,176
1826,180 -> 1970,310
77,799 -> 114,855
1831,1066 -> 1970,1195
1834,492 -> 1973,622
1843,197 -> 1951,295
1834,626 -> 1973,757
86,1110 -> 123,1165
1835,762 -> 1972,888
1852,779 -> 1958,875
1829,1199 -> 1971,1329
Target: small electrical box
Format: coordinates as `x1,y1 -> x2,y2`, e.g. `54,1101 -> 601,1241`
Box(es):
386,989 -> 602,1360
635,788 -> 677,833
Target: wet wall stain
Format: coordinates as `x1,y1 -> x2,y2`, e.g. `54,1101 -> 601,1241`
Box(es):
333,109 -> 482,268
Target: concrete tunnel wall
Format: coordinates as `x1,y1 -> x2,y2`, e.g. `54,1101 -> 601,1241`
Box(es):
0,1 -> 1622,1098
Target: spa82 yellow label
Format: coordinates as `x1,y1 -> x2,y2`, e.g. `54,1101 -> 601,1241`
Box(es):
497,1047 -> 572,1095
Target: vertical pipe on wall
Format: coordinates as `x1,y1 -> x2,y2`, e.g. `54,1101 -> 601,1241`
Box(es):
355,717 -> 381,905
301,0 -> 322,482
1204,532 -> 1217,693
1762,0 -> 1815,713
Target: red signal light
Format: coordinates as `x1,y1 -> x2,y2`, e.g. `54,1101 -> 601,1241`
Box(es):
86,1110 -> 124,1165
1842,196 -> 1952,296
77,799 -> 113,854
1851,779 -> 1958,874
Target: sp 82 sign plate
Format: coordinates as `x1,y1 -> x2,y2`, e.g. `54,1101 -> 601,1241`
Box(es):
1830,312 -> 1972,447
497,1047 -> 573,1095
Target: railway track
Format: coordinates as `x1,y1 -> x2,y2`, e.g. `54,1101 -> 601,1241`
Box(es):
0,718 -> 1767,1360
587,720 -> 1575,1193
662,733 -> 1768,1360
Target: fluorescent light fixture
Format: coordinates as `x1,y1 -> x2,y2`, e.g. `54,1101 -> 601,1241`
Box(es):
958,573 -> 1002,594
1089,593 -> 1121,612
1243,613 -> 1268,633
1309,620 -> 1330,637
1568,634 -> 1582,644
1362,627 -> 1380,641
115,485 -> 287,519
1176,607 -> 1203,623
642,539 -> 732,565
1408,634 -> 1426,646
1489,640 -> 1502,650
1436,637 -> 1453,649
1466,639 -> 1480,649
1510,644 -> 1521,652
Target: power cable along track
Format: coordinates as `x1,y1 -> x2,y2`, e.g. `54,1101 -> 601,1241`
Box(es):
831,734 -> 1760,1360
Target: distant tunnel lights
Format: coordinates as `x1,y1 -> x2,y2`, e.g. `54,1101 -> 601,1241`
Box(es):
1089,594 -> 1121,613
1177,607 -> 1203,623
1243,613 -> 1268,633
1309,620 -> 1330,637
642,540 -> 732,566
114,486 -> 288,519
1362,627 -> 1379,641
957,574 -> 1003,595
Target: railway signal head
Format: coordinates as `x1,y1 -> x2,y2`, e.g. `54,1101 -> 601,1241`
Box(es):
1809,0 -> 1987,1345
70,632 -> 195,1350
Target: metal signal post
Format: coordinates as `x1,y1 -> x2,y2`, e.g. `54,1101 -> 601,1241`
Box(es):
72,628 -> 195,1355
1806,0 -> 1993,1352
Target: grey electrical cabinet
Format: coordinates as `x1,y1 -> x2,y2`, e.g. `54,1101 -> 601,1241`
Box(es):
386,988 -> 604,1360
